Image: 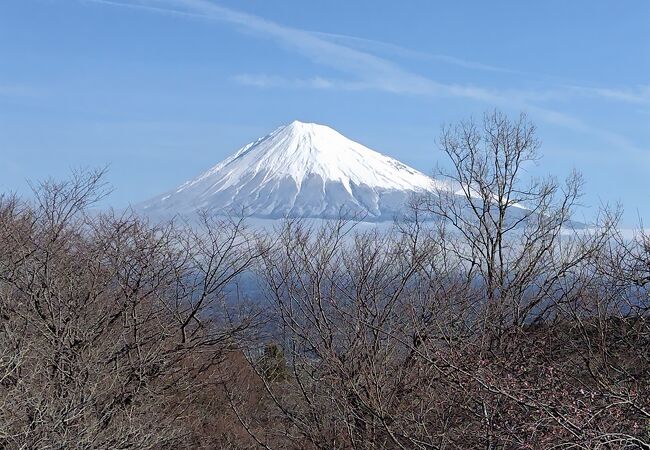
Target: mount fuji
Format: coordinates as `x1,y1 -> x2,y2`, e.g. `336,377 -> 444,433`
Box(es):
139,121 -> 447,221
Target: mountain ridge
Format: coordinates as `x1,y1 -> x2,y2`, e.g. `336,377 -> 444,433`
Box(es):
139,121 -> 445,221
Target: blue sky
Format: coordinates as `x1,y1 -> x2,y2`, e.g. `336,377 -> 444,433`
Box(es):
1,0 -> 649,224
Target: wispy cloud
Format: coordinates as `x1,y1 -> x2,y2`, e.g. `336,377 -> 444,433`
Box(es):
90,1 -> 650,105
527,106 -> 647,155
566,84 -> 650,105
232,73 -> 508,105
233,74 -> 369,91
88,0 -> 505,101
87,0 -> 647,152
311,31 -> 522,75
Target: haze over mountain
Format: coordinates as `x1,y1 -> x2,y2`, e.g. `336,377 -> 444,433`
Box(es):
139,121 -> 447,221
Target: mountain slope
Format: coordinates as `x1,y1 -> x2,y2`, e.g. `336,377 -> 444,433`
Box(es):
139,121 -> 445,221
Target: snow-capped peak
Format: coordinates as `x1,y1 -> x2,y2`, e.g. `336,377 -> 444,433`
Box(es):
140,120 -> 444,221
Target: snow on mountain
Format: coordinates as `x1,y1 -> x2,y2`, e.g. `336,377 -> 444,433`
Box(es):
139,120 -> 447,221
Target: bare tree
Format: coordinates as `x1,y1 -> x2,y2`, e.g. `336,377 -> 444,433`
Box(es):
423,111 -> 614,336
0,170 -> 264,448
230,112 -> 648,449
